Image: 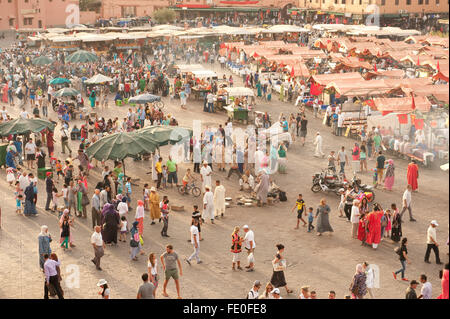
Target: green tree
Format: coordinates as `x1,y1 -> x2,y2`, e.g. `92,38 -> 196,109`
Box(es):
152,8 -> 176,24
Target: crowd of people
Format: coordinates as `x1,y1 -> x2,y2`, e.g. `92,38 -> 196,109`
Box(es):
0,22 -> 448,300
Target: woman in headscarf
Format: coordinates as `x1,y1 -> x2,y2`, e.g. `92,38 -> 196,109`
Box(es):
349,264 -> 367,299
135,200 -> 145,237
101,203 -> 120,245
255,171 -> 269,207
76,179 -> 89,218
316,198 -> 333,236
89,89 -> 96,108
277,142 -> 287,174
383,159 -> 395,191
256,80 -> 262,97
24,182 -> 37,216
59,209 -> 75,248
269,144 -> 278,174
130,221 -> 142,261
390,203 -> 402,243
38,225 -> 52,270
117,172 -> 124,195
5,148 -> 16,170
288,114 -> 296,142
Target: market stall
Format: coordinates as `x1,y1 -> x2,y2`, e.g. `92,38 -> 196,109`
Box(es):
222,87 -> 255,124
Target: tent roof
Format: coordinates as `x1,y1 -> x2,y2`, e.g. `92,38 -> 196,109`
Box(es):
310,72 -> 364,86
372,96 -> 431,113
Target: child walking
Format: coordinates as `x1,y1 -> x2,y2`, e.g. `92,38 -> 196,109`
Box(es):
62,184 -> 69,208
307,207 -> 315,232
119,216 -> 128,242
55,160 -> 64,181
16,194 -> 23,214
162,165 -> 168,188
143,184 -> 150,211
52,186 -> 63,212
291,194 -> 307,229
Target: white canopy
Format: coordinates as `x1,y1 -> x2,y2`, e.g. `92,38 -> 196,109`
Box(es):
224,87 -> 255,97
176,64 -> 205,73
84,74 -> 113,84
263,25 -> 309,33
191,70 -> 217,79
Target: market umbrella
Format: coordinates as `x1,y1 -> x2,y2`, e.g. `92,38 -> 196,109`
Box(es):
0,118 -> 55,136
84,74 -> 113,85
128,94 -> 161,104
49,77 -> 71,85
32,56 -> 53,66
66,50 -> 98,63
53,87 -> 80,98
85,131 -> 159,162
138,126 -> 192,146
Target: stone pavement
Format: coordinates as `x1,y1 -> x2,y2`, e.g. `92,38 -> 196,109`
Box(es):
0,61 -> 448,299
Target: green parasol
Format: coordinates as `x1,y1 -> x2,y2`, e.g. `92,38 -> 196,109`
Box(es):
0,118 -> 55,136
138,126 -> 193,146
53,87 -> 80,97
49,77 -> 71,85
85,131 -> 159,162
32,56 -> 53,66
66,50 -> 98,63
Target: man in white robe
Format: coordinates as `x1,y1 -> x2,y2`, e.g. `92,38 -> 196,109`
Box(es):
213,180 -> 226,218
200,161 -> 212,192
151,152 -> 159,182
202,185 -> 215,224
254,148 -> 265,174
314,132 -> 324,158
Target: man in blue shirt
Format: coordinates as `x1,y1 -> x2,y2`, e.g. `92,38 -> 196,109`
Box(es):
281,117 -> 289,133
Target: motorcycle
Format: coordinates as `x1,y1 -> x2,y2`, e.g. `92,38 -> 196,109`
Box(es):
311,168 -> 375,202
311,167 -> 345,195
349,175 -> 375,202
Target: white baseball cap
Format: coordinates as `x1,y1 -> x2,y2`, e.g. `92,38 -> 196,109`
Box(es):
271,288 -> 280,294
431,220 -> 439,226
243,225 -> 249,229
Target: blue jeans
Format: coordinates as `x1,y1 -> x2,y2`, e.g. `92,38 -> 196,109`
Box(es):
339,162 -> 346,174
208,102 -> 214,113
394,260 -> 406,278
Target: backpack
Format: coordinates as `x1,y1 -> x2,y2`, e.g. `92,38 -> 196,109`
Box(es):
394,247 -> 402,256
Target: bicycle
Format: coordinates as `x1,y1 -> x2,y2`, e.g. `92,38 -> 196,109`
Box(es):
177,181 -> 201,197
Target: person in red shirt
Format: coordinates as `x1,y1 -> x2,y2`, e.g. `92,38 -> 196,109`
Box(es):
124,82 -> 131,98
46,129 -> 55,156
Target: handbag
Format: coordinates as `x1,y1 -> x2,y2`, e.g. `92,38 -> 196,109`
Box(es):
130,239 -> 139,247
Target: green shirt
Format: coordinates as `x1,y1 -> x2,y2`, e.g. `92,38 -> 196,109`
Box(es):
373,135 -> 381,147
113,166 -> 123,178
166,160 -> 177,173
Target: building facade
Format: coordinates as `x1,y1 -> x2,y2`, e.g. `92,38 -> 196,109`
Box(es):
100,0 -> 170,19
300,0 -> 448,15
291,0 -> 448,26
0,0 -> 79,30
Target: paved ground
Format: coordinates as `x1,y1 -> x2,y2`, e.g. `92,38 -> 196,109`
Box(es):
0,60 -> 448,299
